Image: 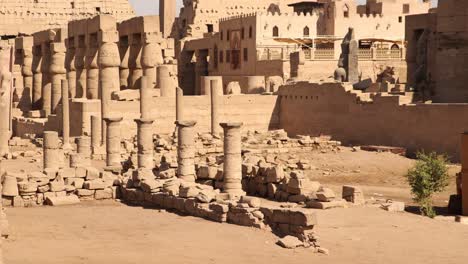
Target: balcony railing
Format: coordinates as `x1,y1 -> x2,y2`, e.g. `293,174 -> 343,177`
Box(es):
256,47 -> 404,61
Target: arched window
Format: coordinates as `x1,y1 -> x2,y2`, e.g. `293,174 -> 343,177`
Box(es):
272,26 -> 279,37
241,27 -> 245,39
343,4 -> 349,18
249,26 -> 253,38
303,26 -> 310,37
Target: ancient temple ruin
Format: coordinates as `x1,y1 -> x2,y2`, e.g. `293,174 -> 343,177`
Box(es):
1,0 -> 468,262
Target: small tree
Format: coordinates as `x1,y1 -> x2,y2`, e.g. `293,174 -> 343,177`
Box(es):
406,151 -> 450,218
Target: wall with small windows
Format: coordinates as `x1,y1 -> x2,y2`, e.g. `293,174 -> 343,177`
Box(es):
320,0 -> 431,41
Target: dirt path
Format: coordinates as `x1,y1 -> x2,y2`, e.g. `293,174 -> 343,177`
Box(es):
3,201 -> 468,264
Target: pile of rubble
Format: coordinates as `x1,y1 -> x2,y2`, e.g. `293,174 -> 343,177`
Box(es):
121,175 -> 321,250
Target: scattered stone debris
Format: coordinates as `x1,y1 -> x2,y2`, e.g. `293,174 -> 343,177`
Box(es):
360,145 -> 406,156
381,201 -> 405,212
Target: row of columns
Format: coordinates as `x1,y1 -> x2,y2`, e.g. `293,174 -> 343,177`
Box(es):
43,68 -> 243,196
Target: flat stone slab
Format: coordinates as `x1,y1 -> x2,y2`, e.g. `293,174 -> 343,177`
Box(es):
45,195 -> 80,206
306,199 -> 348,209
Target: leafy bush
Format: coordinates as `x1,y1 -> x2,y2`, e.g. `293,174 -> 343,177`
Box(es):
406,151 -> 450,218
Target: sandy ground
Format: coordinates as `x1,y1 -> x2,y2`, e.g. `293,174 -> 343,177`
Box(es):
2,146 -> 466,263
3,201 -> 468,264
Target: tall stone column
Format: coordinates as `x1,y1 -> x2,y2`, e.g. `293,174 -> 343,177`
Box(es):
135,118 -> 155,169
128,34 -> 143,89
221,122 -> 245,198
65,38 -> 77,98
41,43 -> 52,116
176,120 -> 197,182
210,79 -> 221,136
141,32 -> 159,89
21,46 -> 33,112
91,115 -> 102,151
75,36 -> 87,98
98,31 -> 120,99
158,65 -> 175,97
176,87 -> 184,121
194,50 -> 209,95
61,79 -> 72,150
85,38 -> 99,99
50,43 -> 66,114
140,76 -> 152,120
104,117 -> 123,168
0,74 -> 11,157
119,37 -> 130,90
32,45 -> 43,110
43,131 -> 60,170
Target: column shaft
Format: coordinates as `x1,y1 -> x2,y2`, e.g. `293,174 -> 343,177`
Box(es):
176,120 -> 197,182
221,122 -> 245,197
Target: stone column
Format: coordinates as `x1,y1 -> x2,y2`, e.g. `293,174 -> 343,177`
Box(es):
85,36 -> 99,99
32,45 -> 43,110
75,36 -> 87,98
98,31 -> 120,99
77,136 -> 92,160
21,46 -> 33,112
50,43 -> 66,114
194,50 -> 209,96
0,74 -> 11,157
43,131 -> 60,170
104,117 -> 123,168
41,43 -> 52,116
176,87 -> 184,121
158,65 -> 175,97
119,37 -> 130,90
135,118 -> 155,169
141,32 -> 161,89
140,76 -> 152,119
210,79 -> 221,136
176,120 -> 197,182
65,38 -> 77,98
91,115 -> 102,151
128,34 -> 143,89
61,79 -> 72,150
221,122 -> 245,198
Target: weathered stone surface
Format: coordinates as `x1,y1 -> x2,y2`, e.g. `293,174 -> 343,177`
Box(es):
95,188 -> 113,200
277,235 -> 303,249
316,188 -> 336,202
342,185 -> 365,204
381,201 -> 405,212
45,195 -> 80,206
83,179 -> 107,190
307,199 -> 347,210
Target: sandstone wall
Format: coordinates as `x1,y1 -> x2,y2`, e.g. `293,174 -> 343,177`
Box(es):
279,82 -> 468,160
0,0 -> 135,36
107,95 -> 280,137
298,60 -> 408,83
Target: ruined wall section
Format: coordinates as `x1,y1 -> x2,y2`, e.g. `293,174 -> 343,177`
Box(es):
0,0 -> 135,36
279,82 -> 468,160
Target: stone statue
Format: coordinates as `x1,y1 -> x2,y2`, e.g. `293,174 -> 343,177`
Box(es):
334,27 -> 359,84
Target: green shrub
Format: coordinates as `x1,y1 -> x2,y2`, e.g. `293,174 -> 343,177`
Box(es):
406,151 -> 450,218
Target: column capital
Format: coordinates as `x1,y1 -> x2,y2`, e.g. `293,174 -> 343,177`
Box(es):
175,120 -> 197,128
135,118 -> 155,125
220,122 -> 243,129
103,117 -> 123,123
